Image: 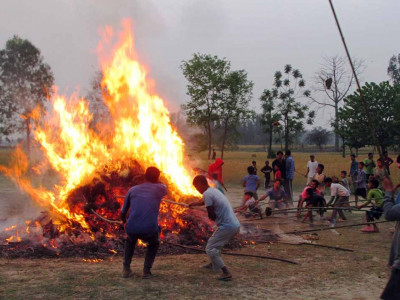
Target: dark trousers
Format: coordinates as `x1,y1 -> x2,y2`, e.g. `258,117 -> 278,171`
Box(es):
123,231 -> 160,272
381,268 -> 400,300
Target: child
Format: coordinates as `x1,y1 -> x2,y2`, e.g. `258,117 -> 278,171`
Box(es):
301,188 -> 326,225
298,180 -> 322,216
274,163 -> 282,182
259,179 -> 287,211
324,177 -> 350,227
353,162 -> 367,207
235,191 -> 262,219
313,164 -> 326,194
357,178 -> 384,233
242,166 -> 260,201
260,161 -> 273,189
340,171 -> 351,192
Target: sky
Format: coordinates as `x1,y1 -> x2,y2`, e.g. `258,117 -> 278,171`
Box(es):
1,0 -> 399,129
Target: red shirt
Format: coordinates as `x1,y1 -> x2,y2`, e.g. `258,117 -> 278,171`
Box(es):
208,158 -> 224,183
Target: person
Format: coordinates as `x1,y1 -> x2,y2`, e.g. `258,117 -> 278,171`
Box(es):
356,178 -> 384,233
298,180 -> 323,215
383,151 -> 394,175
374,158 -> 388,188
208,158 -> 227,191
340,171 -> 350,192
380,176 -> 400,299
211,173 -> 225,195
324,177 -> 350,227
349,154 -> 358,189
259,179 -> 287,211
305,154 -> 318,185
353,162 -> 367,207
260,160 -> 273,189
284,150 -> 295,206
313,164 -> 326,194
212,149 -> 216,160
242,166 -> 260,201
235,191 -> 262,219
272,151 -> 286,181
252,160 -> 258,175
273,163 -> 282,182
189,175 -> 240,281
120,167 -> 167,279
364,153 -> 376,183
301,187 -> 326,225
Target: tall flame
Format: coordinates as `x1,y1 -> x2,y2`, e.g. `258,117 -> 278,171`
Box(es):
0,20 -> 199,232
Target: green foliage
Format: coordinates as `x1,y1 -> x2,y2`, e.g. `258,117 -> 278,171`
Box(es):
388,54 -> 400,85
269,64 -> 315,150
0,35 -> 54,146
305,127 -> 331,149
337,81 -> 400,151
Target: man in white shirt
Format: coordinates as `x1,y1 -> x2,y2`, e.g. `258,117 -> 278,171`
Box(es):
324,177 -> 350,227
305,154 -> 318,185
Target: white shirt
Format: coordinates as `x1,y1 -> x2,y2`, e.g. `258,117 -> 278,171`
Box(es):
307,161 -> 318,178
330,183 -> 350,197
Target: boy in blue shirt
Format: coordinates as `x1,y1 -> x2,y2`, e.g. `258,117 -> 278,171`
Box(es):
242,166 -> 260,201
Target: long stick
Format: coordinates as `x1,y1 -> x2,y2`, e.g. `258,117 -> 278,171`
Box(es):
116,195 -> 191,208
279,241 -> 354,252
163,240 -> 298,265
284,220 -> 391,235
91,209 -> 123,224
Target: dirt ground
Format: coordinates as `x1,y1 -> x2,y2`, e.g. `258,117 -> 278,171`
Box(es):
0,184 -> 395,299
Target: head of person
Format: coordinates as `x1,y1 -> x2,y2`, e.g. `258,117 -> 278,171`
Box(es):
274,163 -> 280,171
368,152 -> 373,159
310,154 -> 315,162
265,160 -> 269,166
358,161 -> 365,169
273,179 -> 281,189
244,191 -> 254,201
350,154 -> 355,161
310,179 -> 319,190
215,158 -> 224,166
383,151 -> 388,158
285,149 -> 291,157
145,167 -> 161,183
368,178 -> 379,189
377,158 -> 383,168
316,164 -> 324,174
276,150 -> 283,159
252,161 -> 256,167
305,188 -> 313,199
332,176 -> 339,183
324,177 -> 333,187
247,166 -> 255,175
340,170 -> 347,178
193,175 -> 210,194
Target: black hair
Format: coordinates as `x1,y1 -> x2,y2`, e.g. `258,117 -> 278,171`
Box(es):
350,154 -> 355,158
265,160 -> 269,164
377,158 -> 383,163
318,164 -> 325,171
359,161 -> 365,167
252,161 -> 256,164
397,155 -> 400,164
305,188 -> 313,196
341,170 -> 347,176
145,167 -> 161,183
370,178 -> 379,189
285,149 -> 291,156
247,166 -> 255,174
274,179 -> 281,184
383,151 -> 388,155
311,179 -> 319,187
193,175 -> 209,187
324,177 -> 332,184
368,152 -> 373,156
244,191 -> 254,197
276,150 -> 283,155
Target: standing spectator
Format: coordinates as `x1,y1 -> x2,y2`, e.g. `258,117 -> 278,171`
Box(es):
383,151 -> 394,175
353,162 -> 367,207
374,158 -> 388,188
272,151 -> 286,180
349,154 -> 358,189
242,166 -> 260,201
305,154 -> 318,185
313,164 -> 326,194
212,149 -> 217,160
208,158 -> 227,192
284,150 -> 295,206
364,153 -> 376,183
252,161 -> 258,175
273,163 -> 282,182
260,160 -> 273,189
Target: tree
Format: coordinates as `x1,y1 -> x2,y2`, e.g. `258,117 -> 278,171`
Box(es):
0,36 -> 54,155
308,56 -> 363,151
388,54 -> 400,85
337,82 -> 400,153
181,54 -> 230,159
217,70 -> 253,159
305,127 -> 330,150
259,89 -> 280,158
271,64 -> 314,150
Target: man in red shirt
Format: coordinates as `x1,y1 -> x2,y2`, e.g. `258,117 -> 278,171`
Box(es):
208,158 -> 227,191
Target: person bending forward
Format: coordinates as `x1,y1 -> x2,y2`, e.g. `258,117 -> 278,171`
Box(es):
190,175 -> 240,281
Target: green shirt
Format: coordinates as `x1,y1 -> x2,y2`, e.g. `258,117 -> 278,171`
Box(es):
365,188 -> 384,207
364,158 -> 375,175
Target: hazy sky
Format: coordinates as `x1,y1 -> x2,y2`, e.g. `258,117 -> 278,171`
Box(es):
1,0 -> 399,128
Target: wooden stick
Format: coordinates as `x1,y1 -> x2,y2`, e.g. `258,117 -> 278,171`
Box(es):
279,241 -> 354,252
163,240 -> 298,265
90,209 -> 123,224
116,195 -> 191,208
284,220 -> 391,235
